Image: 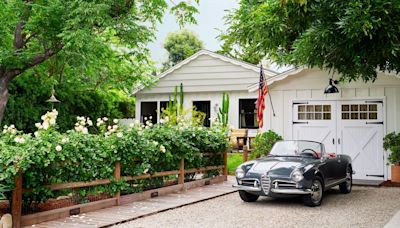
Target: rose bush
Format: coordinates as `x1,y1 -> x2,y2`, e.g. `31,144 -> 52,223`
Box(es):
0,110 -> 227,205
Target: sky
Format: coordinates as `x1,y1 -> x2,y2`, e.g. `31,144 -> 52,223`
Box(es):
148,0 -> 239,66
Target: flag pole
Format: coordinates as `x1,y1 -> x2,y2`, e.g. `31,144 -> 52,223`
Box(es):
265,79 -> 276,117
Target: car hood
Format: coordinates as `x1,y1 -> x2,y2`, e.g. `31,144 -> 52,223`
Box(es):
246,156 -> 315,177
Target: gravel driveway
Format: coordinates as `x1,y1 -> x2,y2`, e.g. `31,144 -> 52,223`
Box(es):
114,186 -> 400,228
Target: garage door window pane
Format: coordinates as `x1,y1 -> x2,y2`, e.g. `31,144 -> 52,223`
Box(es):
315,105 -> 322,112
315,113 -> 322,120
323,113 -> 331,120
360,113 -> 368,119
298,105 -> 306,112
298,113 -> 306,120
360,105 -> 368,112
369,112 -> 377,119
351,113 -> 359,119
342,113 -> 349,120
307,106 -> 314,112
369,104 -> 377,111
342,105 -> 349,112
351,105 -> 358,111
323,105 -> 331,112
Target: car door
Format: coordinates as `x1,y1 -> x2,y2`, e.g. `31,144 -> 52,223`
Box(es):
319,154 -> 341,186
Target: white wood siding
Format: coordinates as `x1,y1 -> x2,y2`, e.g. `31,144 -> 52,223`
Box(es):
136,91 -> 258,129
263,69 -> 400,139
139,54 -> 260,94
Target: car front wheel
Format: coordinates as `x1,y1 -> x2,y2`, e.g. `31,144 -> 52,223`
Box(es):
303,176 -> 324,207
238,190 -> 259,202
339,166 -> 352,194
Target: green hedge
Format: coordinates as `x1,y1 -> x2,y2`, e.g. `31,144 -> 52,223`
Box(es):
0,110 -> 227,204
3,74 -> 135,133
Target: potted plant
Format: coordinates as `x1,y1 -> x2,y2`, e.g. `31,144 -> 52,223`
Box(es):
383,132 -> 400,183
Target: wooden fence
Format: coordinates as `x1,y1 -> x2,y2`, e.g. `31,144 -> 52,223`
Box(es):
10,150 -> 228,228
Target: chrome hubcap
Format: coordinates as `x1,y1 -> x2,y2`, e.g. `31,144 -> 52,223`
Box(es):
311,180 -> 322,203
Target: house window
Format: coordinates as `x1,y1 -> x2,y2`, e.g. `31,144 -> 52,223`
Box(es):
193,101 -> 211,127
298,105 -> 331,120
140,102 -> 157,124
239,99 -> 258,129
159,101 -> 169,116
341,104 -> 378,120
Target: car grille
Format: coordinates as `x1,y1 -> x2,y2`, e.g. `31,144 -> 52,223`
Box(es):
261,175 -> 271,194
240,179 -> 259,187
274,181 -> 297,189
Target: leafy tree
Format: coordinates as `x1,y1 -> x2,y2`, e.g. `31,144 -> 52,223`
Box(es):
163,29 -> 204,70
0,0 -> 199,123
220,0 -> 400,82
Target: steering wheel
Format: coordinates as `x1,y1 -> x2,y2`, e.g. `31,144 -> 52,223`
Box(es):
300,148 -> 319,158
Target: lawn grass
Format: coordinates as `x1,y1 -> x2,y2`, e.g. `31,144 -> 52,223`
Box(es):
227,153 -> 243,175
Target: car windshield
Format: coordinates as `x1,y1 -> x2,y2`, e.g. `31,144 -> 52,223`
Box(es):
269,141 -> 323,157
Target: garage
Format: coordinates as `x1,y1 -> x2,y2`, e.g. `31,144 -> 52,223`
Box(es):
247,68 -> 400,182
292,99 -> 384,181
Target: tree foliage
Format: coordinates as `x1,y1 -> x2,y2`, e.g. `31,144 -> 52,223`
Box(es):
163,29 -> 204,70
221,0 -> 400,82
0,0 -> 200,121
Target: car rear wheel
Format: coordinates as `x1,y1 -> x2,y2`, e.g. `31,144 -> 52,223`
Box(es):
339,166 -> 352,194
303,176 -> 324,207
238,190 -> 259,202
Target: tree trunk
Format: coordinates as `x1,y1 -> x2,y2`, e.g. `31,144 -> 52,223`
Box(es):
0,73 -> 11,125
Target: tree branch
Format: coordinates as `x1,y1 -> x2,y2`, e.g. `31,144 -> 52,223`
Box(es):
7,45 -> 63,80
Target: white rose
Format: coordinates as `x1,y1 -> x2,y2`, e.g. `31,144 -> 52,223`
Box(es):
113,119 -> 119,124
144,117 -> 147,121
10,124 -> 15,129
143,168 -> 149,174
49,118 -> 56,125
34,131 -> 40,138
149,116 -> 152,120
14,137 -> 25,144
55,145 -> 62,152
42,121 -> 49,130
129,123 -> 134,128
3,125 -> 8,129
82,128 -> 88,134
87,120 -> 93,126
61,138 -> 69,144
159,119 -> 164,124
160,145 -> 166,153
103,117 -> 108,121
116,132 -> 123,138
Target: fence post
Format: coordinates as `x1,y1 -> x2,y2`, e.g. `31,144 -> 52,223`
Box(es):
243,145 -> 248,162
11,170 -> 22,228
114,161 -> 121,205
178,159 -> 185,188
223,149 -> 228,180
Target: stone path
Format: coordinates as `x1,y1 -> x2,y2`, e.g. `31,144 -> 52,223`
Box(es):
28,177 -> 236,228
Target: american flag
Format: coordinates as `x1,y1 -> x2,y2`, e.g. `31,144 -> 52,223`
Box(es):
257,65 -> 268,128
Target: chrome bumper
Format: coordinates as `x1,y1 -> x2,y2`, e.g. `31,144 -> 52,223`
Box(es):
270,188 -> 312,195
232,184 -> 261,192
233,184 -> 311,195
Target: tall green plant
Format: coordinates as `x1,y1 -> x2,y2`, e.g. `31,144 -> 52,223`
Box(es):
383,132 -> 400,165
217,92 -> 229,128
179,83 -> 184,114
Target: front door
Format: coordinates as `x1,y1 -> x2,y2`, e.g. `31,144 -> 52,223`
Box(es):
292,100 -> 385,181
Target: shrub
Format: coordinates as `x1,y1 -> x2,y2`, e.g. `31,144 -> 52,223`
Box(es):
383,132 -> 400,165
250,130 -> 283,159
0,109 -> 227,205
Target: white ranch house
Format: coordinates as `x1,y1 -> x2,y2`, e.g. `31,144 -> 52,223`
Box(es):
134,49 -> 400,183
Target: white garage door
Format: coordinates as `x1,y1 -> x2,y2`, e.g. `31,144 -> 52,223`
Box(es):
293,100 -> 384,181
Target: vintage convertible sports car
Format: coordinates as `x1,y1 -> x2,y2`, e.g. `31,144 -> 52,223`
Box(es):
233,140 -> 353,207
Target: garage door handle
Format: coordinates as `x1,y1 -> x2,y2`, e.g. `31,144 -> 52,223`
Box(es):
366,122 -> 383,125
293,121 -> 308,124
332,138 -> 335,145
338,138 -> 341,144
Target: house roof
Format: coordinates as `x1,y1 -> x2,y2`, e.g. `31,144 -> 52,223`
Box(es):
247,67 -> 303,92
132,49 -> 278,94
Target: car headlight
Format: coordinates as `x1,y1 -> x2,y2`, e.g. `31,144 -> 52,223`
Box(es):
291,170 -> 304,182
235,168 -> 245,179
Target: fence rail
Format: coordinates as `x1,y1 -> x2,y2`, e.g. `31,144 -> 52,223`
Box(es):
11,150 -> 228,228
